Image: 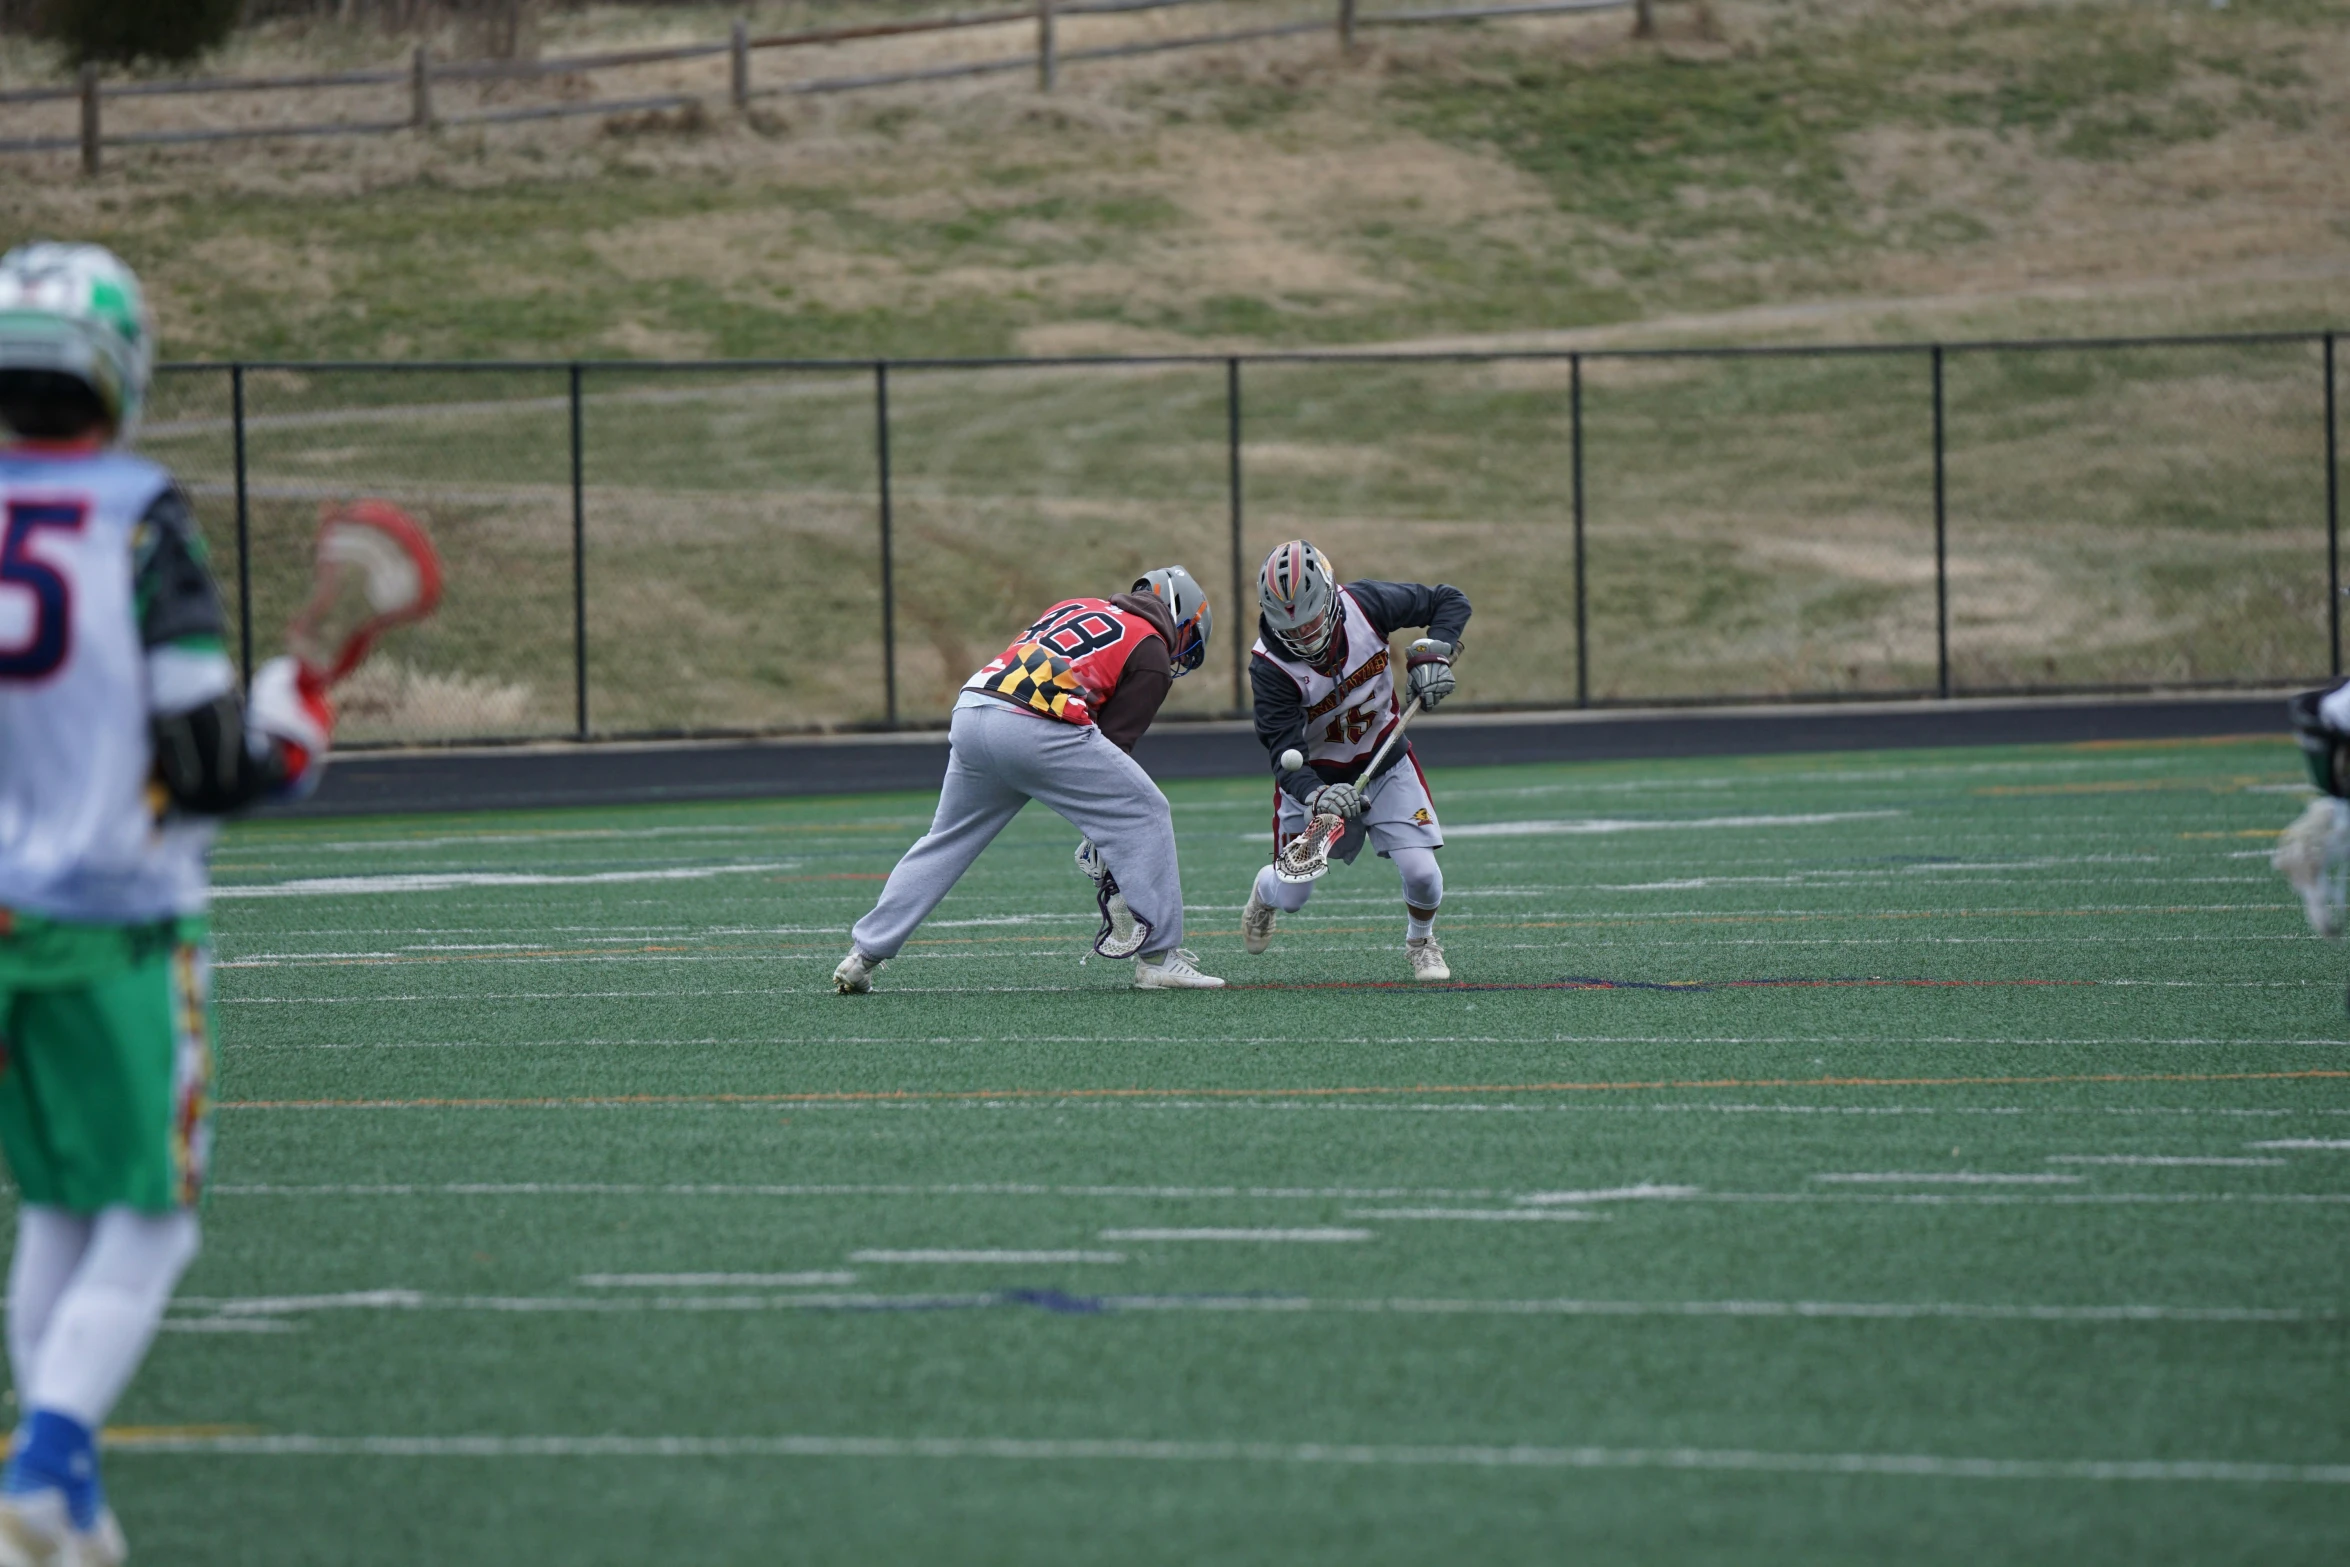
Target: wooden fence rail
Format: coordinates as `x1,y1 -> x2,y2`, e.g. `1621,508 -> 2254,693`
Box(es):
0,0 -> 1633,169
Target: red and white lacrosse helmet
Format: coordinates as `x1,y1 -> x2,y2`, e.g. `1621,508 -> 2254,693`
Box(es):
1257,539 -> 1341,666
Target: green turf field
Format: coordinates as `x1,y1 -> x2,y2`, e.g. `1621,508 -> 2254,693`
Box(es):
75,734 -> 2350,1563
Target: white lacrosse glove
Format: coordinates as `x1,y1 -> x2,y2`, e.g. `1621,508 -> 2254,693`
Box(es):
1310,781 -> 1364,820
1405,639 -> 1456,710
246,655 -> 333,801
1075,837 -> 1110,886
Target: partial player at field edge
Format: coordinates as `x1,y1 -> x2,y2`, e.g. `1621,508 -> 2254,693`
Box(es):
0,243 -> 334,1567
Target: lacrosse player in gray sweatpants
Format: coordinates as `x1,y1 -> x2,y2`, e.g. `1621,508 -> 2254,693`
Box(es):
834,568 -> 1223,993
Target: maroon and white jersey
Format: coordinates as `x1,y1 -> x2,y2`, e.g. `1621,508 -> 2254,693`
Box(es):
1249,588 -> 1399,780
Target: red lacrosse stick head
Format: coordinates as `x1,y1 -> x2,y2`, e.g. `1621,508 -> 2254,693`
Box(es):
286,499 -> 445,687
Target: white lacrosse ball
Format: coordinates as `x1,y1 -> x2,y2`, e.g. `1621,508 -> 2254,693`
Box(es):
1279,748 -> 1305,772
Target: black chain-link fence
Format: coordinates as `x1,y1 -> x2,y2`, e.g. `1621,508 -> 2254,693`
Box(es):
143,330 -> 2343,748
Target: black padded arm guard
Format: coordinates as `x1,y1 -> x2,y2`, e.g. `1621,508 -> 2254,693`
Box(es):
152,691 -> 292,817
134,488 -> 230,650
1250,655 -> 1322,804
2289,687 -> 2350,798
1344,580 -> 1471,651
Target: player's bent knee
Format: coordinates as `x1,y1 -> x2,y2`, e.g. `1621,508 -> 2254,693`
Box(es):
1394,847 -> 1444,908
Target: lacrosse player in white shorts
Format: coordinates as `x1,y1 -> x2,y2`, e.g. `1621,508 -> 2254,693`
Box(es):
1241,541 -> 1470,981
835,568 -> 1222,992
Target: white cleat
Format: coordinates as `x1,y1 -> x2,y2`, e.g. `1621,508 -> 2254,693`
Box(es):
832,952 -> 885,994
79,1511 -> 124,1567
1241,884 -> 1278,955
1133,948 -> 1226,989
1406,935 -> 1451,982
0,1490 -> 80,1567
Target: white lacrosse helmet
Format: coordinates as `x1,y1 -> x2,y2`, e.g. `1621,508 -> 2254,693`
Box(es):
1133,565 -> 1212,677
1258,539 -> 1341,665
0,242 -> 154,444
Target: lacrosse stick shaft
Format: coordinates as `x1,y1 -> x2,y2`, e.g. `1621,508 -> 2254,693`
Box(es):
1355,694 -> 1426,785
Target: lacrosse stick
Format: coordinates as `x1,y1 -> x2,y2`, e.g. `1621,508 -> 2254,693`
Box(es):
285,499 -> 445,688
1273,695 -> 1426,885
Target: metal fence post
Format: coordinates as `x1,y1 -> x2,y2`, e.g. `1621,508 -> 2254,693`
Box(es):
231,365 -> 252,689
569,364 -> 588,738
2328,331 -> 2340,679
1037,0 -> 1057,91
1571,352 -> 1588,709
875,363 -> 899,728
1227,356 -> 1246,713
730,19 -> 750,108
1932,344 -> 1950,699
1338,0 -> 1356,51
77,65 -> 99,176
411,44 -> 433,130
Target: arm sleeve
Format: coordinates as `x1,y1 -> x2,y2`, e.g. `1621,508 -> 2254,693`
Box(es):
1250,655 -> 1320,804
135,487 -> 230,655
133,489 -> 293,815
1346,581 -> 1472,648
1093,635 -> 1173,753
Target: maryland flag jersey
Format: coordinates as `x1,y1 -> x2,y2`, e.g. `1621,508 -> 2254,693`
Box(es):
963,597 -> 1160,727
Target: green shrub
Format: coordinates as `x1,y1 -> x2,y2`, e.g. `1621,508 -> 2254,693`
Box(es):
37,0 -> 241,67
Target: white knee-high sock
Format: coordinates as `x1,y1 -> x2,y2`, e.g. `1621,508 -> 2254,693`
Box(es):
1393,847 -> 1444,940
8,1208 -> 93,1401
26,1209 -> 200,1428
1252,862 -> 1313,914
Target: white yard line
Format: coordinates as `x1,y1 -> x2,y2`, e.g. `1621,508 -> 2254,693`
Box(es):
2248,1139 -> 2350,1150
209,1182 -> 1497,1200
94,1430 -> 2350,1484
1811,1173 -> 2084,1185
1441,812 -> 1907,837
217,991 -> 803,1005
577,1273 -> 857,1288
212,864 -> 800,899
1342,1209 -> 1603,1222
2045,1156 -> 2286,1167
1098,1228 -> 1372,1243
1516,1185 -> 1704,1206
851,1251 -> 1126,1264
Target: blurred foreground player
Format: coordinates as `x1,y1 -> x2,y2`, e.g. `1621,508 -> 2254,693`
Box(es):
835,569 -> 1222,991
1242,541 -> 1469,981
2278,685 -> 2350,994
0,244 -> 330,1566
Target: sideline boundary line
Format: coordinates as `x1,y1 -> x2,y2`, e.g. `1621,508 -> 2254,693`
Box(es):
99,1430 -> 2350,1484
219,1069 -> 2350,1111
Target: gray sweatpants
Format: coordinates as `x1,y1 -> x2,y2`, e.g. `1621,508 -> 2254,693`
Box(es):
850,696 -> 1185,960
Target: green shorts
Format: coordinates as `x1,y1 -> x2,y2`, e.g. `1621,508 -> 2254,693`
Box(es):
0,908 -> 215,1215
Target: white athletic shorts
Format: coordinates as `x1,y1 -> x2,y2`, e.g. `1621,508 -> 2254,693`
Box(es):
1272,751 -> 1443,866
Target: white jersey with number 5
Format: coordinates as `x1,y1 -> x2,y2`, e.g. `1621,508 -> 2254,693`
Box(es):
0,447 -> 219,923
1250,588 -> 1400,775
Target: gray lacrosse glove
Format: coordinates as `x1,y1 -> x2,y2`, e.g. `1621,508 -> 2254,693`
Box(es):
1075,837 -> 1109,885
1405,639 -> 1456,709
1310,781 -> 1364,820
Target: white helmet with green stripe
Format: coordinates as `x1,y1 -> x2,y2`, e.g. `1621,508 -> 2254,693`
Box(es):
0,242 -> 153,443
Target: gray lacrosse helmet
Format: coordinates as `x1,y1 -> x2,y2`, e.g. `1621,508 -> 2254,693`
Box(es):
0,242 -> 153,443
1257,539 -> 1341,664
1133,565 -> 1212,677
